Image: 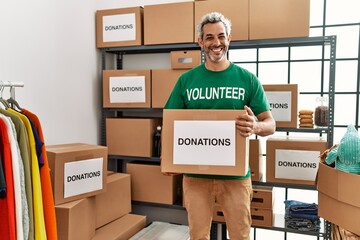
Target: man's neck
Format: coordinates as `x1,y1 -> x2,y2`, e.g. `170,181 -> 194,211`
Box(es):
205,59 -> 230,72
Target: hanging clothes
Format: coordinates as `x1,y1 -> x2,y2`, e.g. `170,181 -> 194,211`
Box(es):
0,118 -> 16,240
22,109 -> 57,240
1,108 -> 34,240
0,155 -> 6,198
0,114 -> 28,240
7,108 -> 47,240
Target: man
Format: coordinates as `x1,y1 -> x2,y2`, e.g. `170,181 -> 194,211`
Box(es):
164,12 -> 276,240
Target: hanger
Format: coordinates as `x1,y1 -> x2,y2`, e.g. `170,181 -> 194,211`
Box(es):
7,85 -> 22,111
0,82 -> 10,109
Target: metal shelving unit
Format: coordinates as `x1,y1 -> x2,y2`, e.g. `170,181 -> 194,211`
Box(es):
100,36 -> 336,240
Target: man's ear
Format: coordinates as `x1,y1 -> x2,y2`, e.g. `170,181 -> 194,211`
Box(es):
198,36 -> 203,48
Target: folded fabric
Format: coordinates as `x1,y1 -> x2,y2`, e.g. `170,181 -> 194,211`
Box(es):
284,200 -> 318,216
285,212 -> 319,222
285,217 -> 321,232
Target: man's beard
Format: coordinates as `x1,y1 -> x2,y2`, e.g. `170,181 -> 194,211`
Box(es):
205,45 -> 228,63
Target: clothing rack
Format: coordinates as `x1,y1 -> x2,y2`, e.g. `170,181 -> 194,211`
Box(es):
0,81 -> 24,99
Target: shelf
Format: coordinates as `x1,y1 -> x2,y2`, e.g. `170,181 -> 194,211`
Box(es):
101,36 -> 336,55
249,214 -> 327,237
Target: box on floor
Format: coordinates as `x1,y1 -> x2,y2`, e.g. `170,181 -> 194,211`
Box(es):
47,143 -> 108,205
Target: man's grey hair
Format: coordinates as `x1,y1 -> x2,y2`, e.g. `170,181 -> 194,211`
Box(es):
197,12 -> 232,39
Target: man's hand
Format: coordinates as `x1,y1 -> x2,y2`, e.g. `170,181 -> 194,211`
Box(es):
236,105 -> 256,137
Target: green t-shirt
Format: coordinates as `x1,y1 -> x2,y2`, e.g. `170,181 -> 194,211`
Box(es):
164,62 -> 270,180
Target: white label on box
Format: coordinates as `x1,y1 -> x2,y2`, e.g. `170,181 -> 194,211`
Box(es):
109,76 -> 146,103
173,120 -> 236,166
102,13 -> 136,42
265,91 -> 292,121
64,158 -> 103,198
275,149 -> 319,181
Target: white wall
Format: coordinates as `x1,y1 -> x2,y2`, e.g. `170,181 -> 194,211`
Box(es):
0,0 -> 191,145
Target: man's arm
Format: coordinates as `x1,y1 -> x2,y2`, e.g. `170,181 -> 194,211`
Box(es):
236,105 -> 276,137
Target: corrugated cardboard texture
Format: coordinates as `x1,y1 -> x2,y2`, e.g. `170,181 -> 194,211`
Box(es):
126,162 -> 182,204
249,0 -> 310,40
95,173 -> 132,229
106,118 -> 160,157
161,109 -> 249,176
249,139 -> 263,181
92,214 -> 147,240
194,0 -> 248,41
103,69 -> 151,108
170,51 -> 202,69
252,186 -> 274,209
47,143 -> 108,205
96,7 -> 143,48
55,197 -> 96,240
144,2 -> 194,45
151,69 -> 187,108
266,136 -> 328,185
263,84 -> 298,128
317,162 -> 360,235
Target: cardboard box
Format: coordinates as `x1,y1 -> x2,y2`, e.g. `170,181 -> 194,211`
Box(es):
249,139 -> 264,181
151,69 -> 187,108
251,208 -> 273,227
96,7 -> 143,48
161,109 -> 249,176
252,186 -> 273,209
144,2 -> 194,45
263,84 -> 298,128
317,162 -> 360,235
92,214 -> 147,240
103,70 -> 151,108
170,51 -> 202,69
194,0 -> 248,41
55,197 -> 96,240
266,137 -> 328,185
213,203 -> 273,227
95,173 -> 132,229
249,0 -> 310,40
126,162 -> 182,205
47,143 -> 108,205
106,118 -> 160,157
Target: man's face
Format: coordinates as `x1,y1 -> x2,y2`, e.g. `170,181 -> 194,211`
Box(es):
198,22 -> 231,63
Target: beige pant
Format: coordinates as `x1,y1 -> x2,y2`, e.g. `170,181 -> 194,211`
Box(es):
183,176 -> 253,240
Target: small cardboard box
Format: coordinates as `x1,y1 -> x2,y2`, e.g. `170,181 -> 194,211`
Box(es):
194,0 -> 248,41
151,69 -> 187,108
126,162 -> 182,205
212,203 -> 273,227
96,7 -> 143,48
55,197 -> 96,240
95,173 -> 132,229
144,2 -> 194,45
263,84 -> 298,128
252,186 -> 274,209
170,51 -> 202,69
249,0 -> 310,40
92,214 -> 147,240
106,118 -> 160,157
103,69 -> 151,108
317,162 -> 360,235
47,143 -> 108,205
266,137 -> 328,185
251,208 -> 273,227
249,139 -> 264,181
161,109 -> 249,176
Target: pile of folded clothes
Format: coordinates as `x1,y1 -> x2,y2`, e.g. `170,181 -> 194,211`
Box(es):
284,200 -> 320,231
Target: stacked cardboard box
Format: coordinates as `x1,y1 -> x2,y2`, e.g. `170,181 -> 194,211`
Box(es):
213,186 -> 274,227
47,143 -> 146,240
96,0 -> 310,48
